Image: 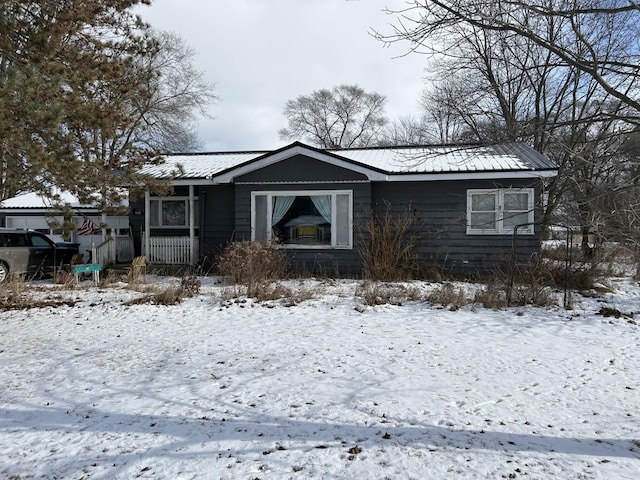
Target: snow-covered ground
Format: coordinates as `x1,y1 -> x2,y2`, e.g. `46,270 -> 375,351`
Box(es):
0,275 -> 638,479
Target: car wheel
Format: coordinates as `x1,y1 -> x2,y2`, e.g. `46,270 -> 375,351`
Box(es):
0,262 -> 9,283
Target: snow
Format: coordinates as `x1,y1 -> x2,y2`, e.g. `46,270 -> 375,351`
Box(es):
1,276 -> 638,479
0,190 -> 92,209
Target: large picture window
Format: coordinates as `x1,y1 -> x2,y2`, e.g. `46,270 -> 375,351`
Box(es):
467,188 -> 534,235
149,198 -> 199,228
251,190 -> 353,248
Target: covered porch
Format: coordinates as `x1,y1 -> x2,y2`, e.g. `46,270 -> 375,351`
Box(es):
140,185 -> 199,265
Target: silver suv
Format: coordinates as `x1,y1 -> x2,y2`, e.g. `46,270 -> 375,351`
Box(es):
0,229 -> 79,282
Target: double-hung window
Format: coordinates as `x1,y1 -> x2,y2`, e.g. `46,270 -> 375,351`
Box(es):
149,198 -> 199,228
467,188 -> 534,234
251,190 -> 353,248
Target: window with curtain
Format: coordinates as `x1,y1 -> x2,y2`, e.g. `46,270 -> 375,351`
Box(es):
466,188 -> 534,234
149,198 -> 199,228
251,190 -> 353,248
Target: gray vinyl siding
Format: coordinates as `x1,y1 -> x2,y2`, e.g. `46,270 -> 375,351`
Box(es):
198,184 -> 235,256
371,178 -> 543,275
235,154 -> 369,183
234,182 -> 371,276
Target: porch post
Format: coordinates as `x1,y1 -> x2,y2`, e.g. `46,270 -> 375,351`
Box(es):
144,187 -> 150,261
101,212 -> 107,240
189,184 -> 195,264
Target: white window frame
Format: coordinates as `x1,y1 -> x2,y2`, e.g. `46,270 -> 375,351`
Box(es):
466,188 -> 535,235
251,190 -> 353,249
149,197 -> 199,229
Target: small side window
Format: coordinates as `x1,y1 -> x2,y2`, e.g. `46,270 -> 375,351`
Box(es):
29,233 -> 54,247
467,188 -> 535,235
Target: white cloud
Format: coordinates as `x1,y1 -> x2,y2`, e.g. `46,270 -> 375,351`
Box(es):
137,0 -> 427,150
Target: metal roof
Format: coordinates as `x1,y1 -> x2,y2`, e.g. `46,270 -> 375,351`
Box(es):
140,142 -> 557,182
335,143 -> 556,174
140,151 -> 266,180
0,190 -> 128,210
0,191 -> 98,210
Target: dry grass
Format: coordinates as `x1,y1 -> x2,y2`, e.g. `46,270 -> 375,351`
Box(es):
426,283 -> 467,310
99,270 -> 122,287
220,280 -> 315,306
355,281 -> 421,306
123,274 -> 201,306
124,285 -> 184,306
0,276 -> 76,310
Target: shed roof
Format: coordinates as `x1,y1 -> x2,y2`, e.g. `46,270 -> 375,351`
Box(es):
0,190 -> 128,211
0,191 -> 95,210
141,142 -> 557,183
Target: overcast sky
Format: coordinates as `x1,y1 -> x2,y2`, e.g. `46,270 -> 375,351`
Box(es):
136,0 -> 428,152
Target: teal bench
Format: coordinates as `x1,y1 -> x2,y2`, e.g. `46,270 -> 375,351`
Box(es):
70,263 -> 102,284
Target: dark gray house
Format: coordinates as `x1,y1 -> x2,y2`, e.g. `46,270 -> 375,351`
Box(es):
130,141 -> 557,275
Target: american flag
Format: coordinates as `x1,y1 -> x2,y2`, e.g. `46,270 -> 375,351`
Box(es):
77,217 -> 97,235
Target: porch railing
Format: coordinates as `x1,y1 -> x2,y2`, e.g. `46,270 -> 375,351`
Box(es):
115,236 -> 134,263
91,236 -> 117,267
142,235 -> 199,264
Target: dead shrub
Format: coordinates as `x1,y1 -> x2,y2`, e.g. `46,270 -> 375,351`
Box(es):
539,242 -> 631,290
217,241 -> 289,287
479,262 -> 559,309
427,283 -> 467,310
511,283 -> 557,307
359,202 -> 418,282
356,281 -> 421,306
181,274 -> 201,297
473,283 -> 508,309
0,276 -> 31,309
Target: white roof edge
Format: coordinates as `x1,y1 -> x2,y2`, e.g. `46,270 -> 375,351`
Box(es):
385,170 -> 558,182
0,207 -> 102,214
171,179 -> 214,186
212,145 -> 386,183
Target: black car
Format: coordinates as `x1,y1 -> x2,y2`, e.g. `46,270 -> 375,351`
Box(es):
0,229 -> 79,282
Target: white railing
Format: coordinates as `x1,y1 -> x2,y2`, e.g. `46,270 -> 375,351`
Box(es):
142,236 -> 199,264
91,236 -> 117,267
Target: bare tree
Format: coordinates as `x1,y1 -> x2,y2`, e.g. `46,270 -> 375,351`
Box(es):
380,1 -> 640,122
279,84 -> 387,148
378,0 -> 640,255
135,30 -> 216,153
381,115 -> 435,146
